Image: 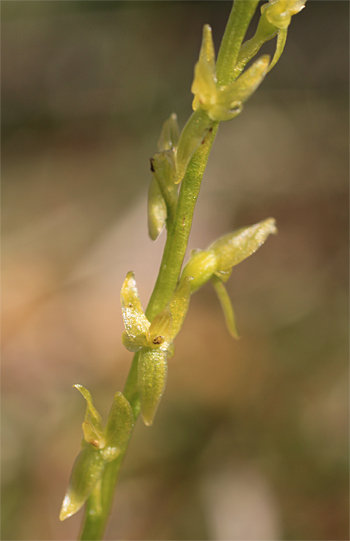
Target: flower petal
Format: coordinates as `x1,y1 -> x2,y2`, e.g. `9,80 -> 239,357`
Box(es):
191,57 -> 217,112
157,113 -> 179,152
217,55 -> 270,108
74,384 -> 104,448
209,217 -> 277,272
59,443 -> 105,521
199,24 -> 216,71
121,272 -> 150,338
267,28 -> 288,72
211,274 -> 240,339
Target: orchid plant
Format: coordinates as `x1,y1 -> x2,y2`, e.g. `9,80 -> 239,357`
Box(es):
59,1 -> 306,539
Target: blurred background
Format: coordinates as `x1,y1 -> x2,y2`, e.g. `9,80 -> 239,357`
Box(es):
2,1 -> 349,540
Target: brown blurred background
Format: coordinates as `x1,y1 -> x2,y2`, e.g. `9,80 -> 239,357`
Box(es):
2,2 -> 349,540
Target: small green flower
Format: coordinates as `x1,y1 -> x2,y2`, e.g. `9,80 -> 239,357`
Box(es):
121,272 -> 192,425
59,387 -> 134,521
175,25 -> 270,184
192,25 -> 270,122
180,218 -> 277,338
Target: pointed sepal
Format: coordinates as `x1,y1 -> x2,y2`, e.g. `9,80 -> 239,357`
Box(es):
213,55 -> 270,121
74,385 -> 105,448
211,274 -> 240,339
267,28 -> 288,72
59,442 -> 105,521
157,113 -> 179,152
209,218 -> 277,272
121,272 -> 150,351
192,25 -> 217,113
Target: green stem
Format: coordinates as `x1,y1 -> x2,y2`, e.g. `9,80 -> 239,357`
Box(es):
78,2 -> 258,539
146,123 -> 218,321
216,0 -> 259,85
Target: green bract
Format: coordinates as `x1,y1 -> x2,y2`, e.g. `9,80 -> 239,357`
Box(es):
59,387 -> 134,521
121,272 -> 192,425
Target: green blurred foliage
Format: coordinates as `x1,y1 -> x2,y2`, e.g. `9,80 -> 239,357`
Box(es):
2,1 -> 348,540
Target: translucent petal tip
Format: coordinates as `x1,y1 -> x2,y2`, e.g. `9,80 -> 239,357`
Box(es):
59,494 -> 83,521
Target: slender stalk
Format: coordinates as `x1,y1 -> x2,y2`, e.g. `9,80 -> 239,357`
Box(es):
216,0 -> 259,85
146,123 -> 218,320
78,2 -> 258,539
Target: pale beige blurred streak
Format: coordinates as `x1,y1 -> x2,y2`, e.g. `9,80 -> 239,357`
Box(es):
201,461 -> 282,540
